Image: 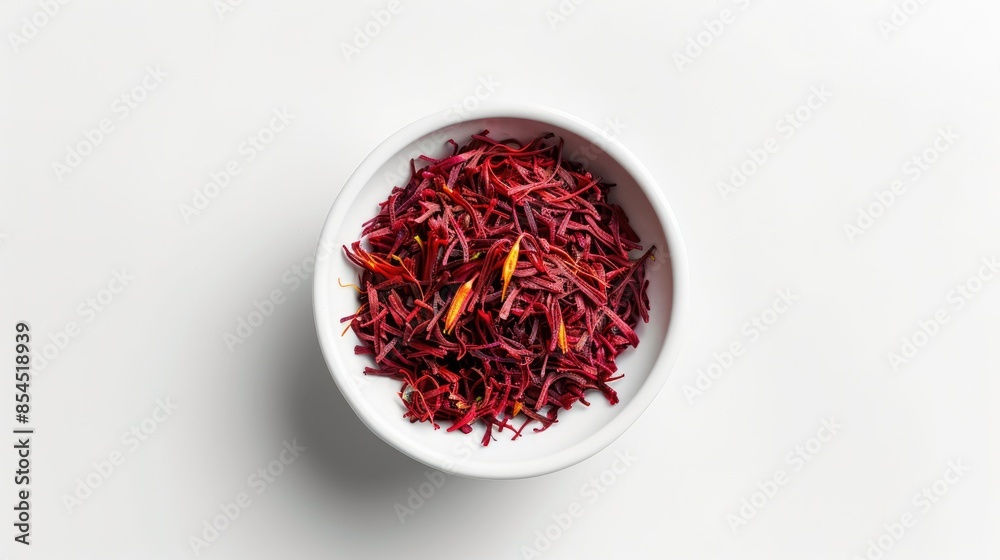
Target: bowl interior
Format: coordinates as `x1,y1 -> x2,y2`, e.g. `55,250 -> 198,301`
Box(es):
315,112 -> 678,478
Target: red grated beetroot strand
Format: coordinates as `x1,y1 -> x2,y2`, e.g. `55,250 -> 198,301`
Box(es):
342,131 -> 653,445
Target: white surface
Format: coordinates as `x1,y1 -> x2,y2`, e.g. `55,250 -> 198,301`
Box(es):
1,1 -> 998,559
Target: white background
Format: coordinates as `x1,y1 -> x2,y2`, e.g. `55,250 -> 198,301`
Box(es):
1,1 -> 998,559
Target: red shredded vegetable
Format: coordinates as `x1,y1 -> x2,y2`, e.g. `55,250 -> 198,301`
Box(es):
342,131 -> 653,445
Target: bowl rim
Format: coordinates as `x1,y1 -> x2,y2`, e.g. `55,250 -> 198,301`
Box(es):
313,104 -> 689,479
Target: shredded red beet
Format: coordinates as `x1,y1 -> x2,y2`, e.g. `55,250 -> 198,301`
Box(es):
342,131 -> 653,445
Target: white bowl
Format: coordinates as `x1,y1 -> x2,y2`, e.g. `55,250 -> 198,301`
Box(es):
313,105 -> 688,479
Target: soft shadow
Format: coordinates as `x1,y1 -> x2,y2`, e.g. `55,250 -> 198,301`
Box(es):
280,291 -> 429,503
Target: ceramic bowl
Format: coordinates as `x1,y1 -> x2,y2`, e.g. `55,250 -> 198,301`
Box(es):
313,105 -> 687,479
